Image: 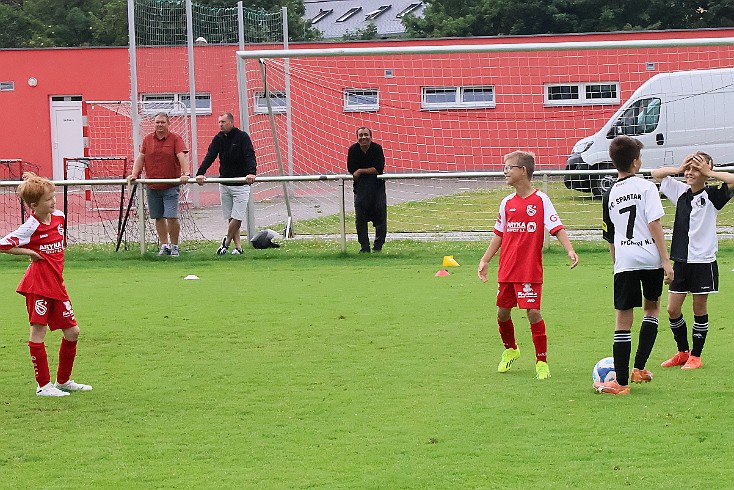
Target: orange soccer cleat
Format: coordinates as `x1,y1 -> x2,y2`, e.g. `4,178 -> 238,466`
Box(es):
681,355 -> 702,370
631,368 -> 653,383
593,380 -> 631,395
661,351 -> 690,368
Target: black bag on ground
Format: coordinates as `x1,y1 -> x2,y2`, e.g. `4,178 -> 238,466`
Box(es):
250,229 -> 281,249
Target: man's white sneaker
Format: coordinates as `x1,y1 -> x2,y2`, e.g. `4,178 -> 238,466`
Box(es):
157,244 -> 171,256
37,382 -> 70,397
231,247 -> 243,255
55,380 -> 93,392
170,244 -> 180,257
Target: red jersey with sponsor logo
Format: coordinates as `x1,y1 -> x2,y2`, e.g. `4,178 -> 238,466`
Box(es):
494,190 -> 564,283
0,210 -> 69,300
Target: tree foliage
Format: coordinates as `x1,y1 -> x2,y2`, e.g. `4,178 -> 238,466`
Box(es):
0,0 -> 318,48
403,0 -> 734,38
343,22 -> 379,41
2,0 -> 732,48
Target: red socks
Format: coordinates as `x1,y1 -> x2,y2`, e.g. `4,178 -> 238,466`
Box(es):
28,341 -> 50,387
28,338 -> 78,386
57,338 -> 78,385
530,320 -> 547,362
498,319 -> 518,350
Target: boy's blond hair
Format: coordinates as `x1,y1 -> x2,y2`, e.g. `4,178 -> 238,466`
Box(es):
505,150 -> 536,179
17,172 -> 55,206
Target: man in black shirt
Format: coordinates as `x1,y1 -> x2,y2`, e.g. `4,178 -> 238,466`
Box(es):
196,112 -> 257,255
347,127 -> 387,253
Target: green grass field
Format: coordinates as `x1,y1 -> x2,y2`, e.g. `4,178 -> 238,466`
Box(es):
294,179 -> 734,234
2,240 -> 733,488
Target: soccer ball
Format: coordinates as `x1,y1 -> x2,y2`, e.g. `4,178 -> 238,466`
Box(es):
592,357 -> 616,383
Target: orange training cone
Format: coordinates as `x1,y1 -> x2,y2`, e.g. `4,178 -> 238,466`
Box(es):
435,269 -> 450,277
443,255 -> 460,267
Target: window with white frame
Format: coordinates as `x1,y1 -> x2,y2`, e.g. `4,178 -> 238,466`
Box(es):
336,7 -> 361,22
421,86 -> 495,110
365,5 -> 391,20
396,2 -> 422,18
311,9 -> 332,24
180,93 -> 212,114
141,92 -> 211,115
544,82 -> 620,106
344,89 -> 379,112
254,91 -> 287,114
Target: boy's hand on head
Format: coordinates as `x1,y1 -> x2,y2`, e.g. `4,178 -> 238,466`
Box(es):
692,155 -> 713,176
678,158 -> 692,174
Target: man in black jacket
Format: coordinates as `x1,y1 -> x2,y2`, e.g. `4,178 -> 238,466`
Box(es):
196,112 -> 257,255
347,127 -> 387,253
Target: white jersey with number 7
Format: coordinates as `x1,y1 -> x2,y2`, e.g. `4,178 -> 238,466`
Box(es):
602,175 -> 664,273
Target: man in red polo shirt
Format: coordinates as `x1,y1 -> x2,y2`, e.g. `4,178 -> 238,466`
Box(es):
128,113 -> 190,256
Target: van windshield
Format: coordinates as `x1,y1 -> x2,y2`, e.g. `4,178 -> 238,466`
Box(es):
614,97 -> 661,136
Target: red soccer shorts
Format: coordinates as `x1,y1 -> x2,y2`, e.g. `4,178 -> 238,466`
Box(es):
25,294 -> 77,330
496,282 -> 543,309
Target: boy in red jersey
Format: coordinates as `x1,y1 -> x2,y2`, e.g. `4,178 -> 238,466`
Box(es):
1,173 -> 92,397
478,151 -> 579,379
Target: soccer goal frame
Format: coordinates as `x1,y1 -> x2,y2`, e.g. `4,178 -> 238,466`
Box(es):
235,35 -> 734,250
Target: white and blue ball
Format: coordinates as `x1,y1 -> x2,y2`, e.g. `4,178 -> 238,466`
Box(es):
592,357 -> 616,383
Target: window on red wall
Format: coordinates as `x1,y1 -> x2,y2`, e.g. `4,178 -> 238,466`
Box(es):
254,91 -> 287,114
544,82 -> 619,107
344,89 -> 379,112
421,86 -> 495,110
141,92 -> 211,116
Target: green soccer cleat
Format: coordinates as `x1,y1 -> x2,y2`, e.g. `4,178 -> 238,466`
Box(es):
535,361 -> 551,380
497,347 -> 520,373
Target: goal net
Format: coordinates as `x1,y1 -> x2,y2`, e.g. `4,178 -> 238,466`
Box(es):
240,37 -> 734,238
81,101 -> 206,248
1,159 -> 40,233
121,0 -> 286,246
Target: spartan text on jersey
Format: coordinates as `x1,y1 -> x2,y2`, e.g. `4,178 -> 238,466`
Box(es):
609,193 -> 642,209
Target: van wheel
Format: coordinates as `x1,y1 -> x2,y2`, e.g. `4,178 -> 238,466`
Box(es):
591,169 -> 616,198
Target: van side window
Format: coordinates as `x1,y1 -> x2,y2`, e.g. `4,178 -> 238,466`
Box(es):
615,97 -> 661,135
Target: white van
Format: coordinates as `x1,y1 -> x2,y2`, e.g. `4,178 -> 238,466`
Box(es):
565,68 -> 734,196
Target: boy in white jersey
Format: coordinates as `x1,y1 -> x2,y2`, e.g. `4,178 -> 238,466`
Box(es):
651,152 -> 734,370
478,151 -> 578,380
597,136 -> 674,395
0,173 -> 92,397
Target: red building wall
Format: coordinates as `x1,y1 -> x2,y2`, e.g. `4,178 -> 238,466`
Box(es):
1,28 -> 733,178
0,47 -> 128,175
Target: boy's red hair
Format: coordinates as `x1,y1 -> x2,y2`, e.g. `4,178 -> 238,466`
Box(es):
17,172 -> 55,206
